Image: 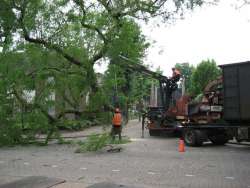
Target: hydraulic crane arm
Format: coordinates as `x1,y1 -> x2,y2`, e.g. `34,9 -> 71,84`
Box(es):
115,55 -> 180,110
117,55 -> 168,81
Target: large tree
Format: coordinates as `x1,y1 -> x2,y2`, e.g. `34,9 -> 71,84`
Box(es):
1,0 -> 205,60
0,0 -> 207,145
0,0 -> 207,99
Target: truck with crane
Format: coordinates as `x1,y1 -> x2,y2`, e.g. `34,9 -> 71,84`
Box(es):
118,56 -> 250,146
179,61 -> 250,146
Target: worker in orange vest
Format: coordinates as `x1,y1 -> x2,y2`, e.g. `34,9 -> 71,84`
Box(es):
111,108 -> 122,141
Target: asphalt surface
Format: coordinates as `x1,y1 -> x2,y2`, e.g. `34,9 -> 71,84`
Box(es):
0,120 -> 250,188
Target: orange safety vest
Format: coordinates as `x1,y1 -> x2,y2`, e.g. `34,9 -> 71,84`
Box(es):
112,113 -> 122,126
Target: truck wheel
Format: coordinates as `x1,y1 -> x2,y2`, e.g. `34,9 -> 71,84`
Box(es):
209,135 -> 228,145
149,129 -> 159,136
183,129 -> 204,147
236,137 -> 242,143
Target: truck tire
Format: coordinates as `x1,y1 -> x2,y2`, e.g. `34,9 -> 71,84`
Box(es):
183,129 -> 204,147
149,129 -> 160,136
209,134 -> 228,145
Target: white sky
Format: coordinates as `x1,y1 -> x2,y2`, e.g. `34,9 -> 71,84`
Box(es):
140,0 -> 250,75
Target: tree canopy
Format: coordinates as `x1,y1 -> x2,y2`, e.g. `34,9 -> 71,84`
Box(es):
189,59 -> 221,95
0,0 -> 205,91
0,0 -> 207,145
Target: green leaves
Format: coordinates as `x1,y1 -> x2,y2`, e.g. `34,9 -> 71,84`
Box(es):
0,47 -> 91,146
190,59 -> 221,95
0,0 -> 207,146
76,133 -> 110,152
75,133 -> 130,153
107,19 -> 147,60
175,60 -> 221,96
175,63 -> 194,94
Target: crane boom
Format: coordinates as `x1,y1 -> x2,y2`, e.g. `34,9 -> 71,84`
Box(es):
116,55 -> 180,110
118,55 -> 168,81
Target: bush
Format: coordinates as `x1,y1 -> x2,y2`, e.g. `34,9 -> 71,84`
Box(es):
0,124 -> 31,146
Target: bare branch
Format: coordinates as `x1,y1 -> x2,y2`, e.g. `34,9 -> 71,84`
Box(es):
26,67 -> 83,77
81,22 -> 107,43
97,0 -> 167,19
97,0 -> 113,14
90,44 -> 108,63
73,0 -> 107,43
237,0 -> 250,9
23,35 -> 82,66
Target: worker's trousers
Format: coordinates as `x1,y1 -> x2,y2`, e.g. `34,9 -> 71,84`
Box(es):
111,125 -> 122,141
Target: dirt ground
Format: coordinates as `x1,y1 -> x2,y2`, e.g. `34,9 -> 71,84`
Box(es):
0,120 -> 250,188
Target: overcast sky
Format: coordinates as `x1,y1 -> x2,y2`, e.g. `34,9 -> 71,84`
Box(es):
139,0 -> 250,75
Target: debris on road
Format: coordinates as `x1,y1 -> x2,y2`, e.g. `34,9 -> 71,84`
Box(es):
106,145 -> 122,153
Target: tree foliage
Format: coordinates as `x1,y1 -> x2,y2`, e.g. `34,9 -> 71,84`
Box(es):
0,0 -> 205,92
190,59 -> 221,95
0,0 -> 206,145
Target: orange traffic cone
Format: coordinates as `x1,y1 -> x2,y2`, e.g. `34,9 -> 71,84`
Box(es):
178,139 -> 185,152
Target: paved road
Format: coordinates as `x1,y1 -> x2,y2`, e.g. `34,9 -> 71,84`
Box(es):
0,120 -> 250,188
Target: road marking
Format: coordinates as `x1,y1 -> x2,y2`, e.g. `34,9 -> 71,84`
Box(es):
80,167 -> 87,170
51,165 -> 58,168
224,176 -> 235,180
24,162 -> 30,165
130,138 -> 143,141
185,174 -> 195,177
147,171 -> 156,175
112,169 -> 120,172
